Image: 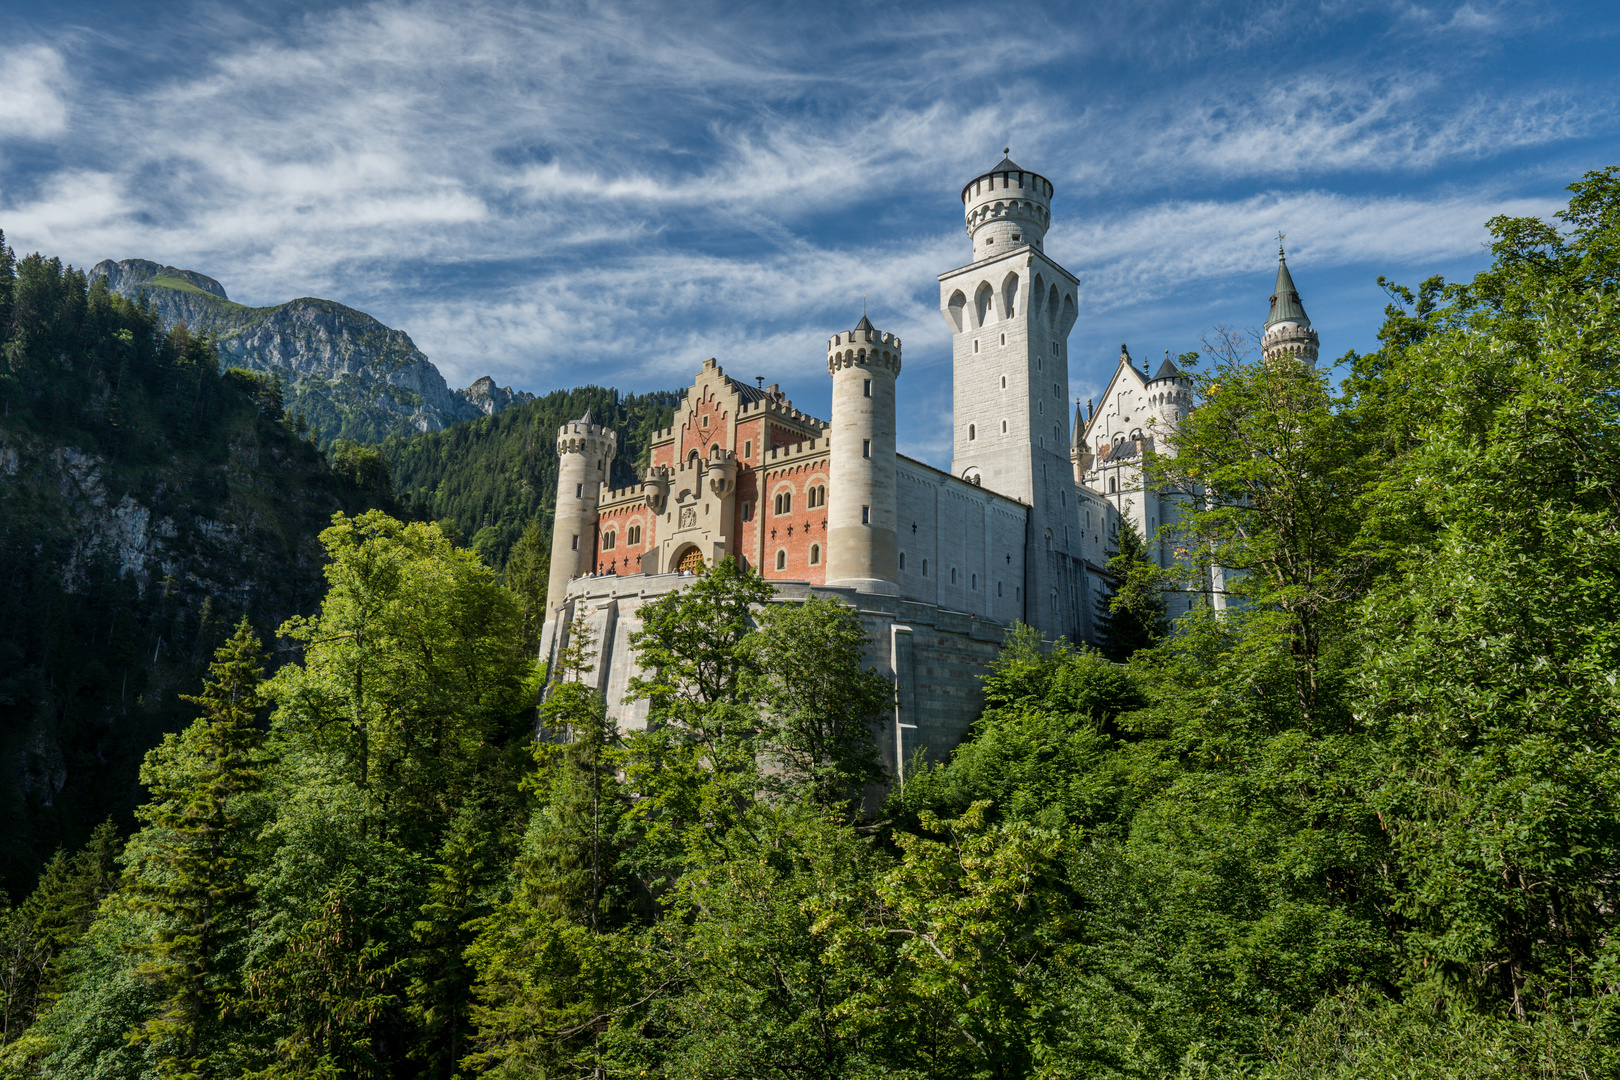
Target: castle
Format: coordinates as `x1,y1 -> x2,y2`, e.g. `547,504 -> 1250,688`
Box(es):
539,155 -> 1319,775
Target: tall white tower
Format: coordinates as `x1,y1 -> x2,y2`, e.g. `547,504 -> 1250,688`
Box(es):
939,154 -> 1081,636
545,410 -> 615,620
826,315 -> 902,594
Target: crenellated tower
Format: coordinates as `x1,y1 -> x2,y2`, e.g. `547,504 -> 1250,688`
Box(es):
940,152 -> 1082,637
1260,244 -> 1319,365
545,410 -> 616,618
825,315 -> 901,594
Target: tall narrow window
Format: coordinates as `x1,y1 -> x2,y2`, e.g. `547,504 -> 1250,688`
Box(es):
951,567 -> 957,584
973,340 -> 979,353
861,505 -> 869,524
1000,333 -> 1006,345
900,552 -> 906,571
863,439 -> 871,458
741,501 -> 752,522
571,535 -> 579,550
863,379 -> 871,398
1001,420 -> 1007,433
1000,375 -> 1007,388
809,544 -> 821,565
576,483 -> 583,497
744,439 -> 752,458
997,581 -> 1003,597
968,424 -> 976,441
922,559 -> 928,577
775,549 -> 786,570
971,573 -> 977,590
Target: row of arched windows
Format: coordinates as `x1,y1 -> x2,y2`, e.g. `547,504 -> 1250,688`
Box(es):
773,544 -> 821,570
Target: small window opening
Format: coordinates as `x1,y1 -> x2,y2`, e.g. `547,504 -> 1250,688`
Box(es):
571,535 -> 579,550
775,550 -> 786,570
968,424 -> 976,441
576,483 -> 583,498
863,379 -> 871,398
922,559 -> 929,577
900,552 -> 906,571
951,567 -> 957,584
861,505 -> 870,524
809,544 -> 821,565
863,439 -> 871,458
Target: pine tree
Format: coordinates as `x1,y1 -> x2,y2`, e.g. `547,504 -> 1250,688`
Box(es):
1093,516 -> 1168,660
503,517 -> 549,656
126,618 -> 271,1077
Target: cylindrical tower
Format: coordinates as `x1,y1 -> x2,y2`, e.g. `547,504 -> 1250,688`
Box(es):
961,150 -> 1053,263
1260,247 -> 1320,365
825,315 -> 901,595
545,409 -> 616,618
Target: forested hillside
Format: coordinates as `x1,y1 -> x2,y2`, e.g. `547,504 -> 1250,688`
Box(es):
2,169 -> 1617,1080
0,238 -> 399,898
380,386 -> 681,570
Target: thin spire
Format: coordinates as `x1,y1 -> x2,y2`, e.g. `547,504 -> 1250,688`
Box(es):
1072,399 -> 1085,449
1265,242 -> 1311,329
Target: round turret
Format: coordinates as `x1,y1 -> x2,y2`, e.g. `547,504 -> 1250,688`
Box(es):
825,315 -> 901,594
545,410 -> 617,619
961,151 -> 1053,262
1260,249 -> 1320,365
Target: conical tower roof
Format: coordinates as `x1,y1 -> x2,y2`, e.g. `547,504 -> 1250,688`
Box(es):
1152,353 -> 1181,381
854,313 -> 876,333
1072,401 -> 1085,449
1265,251 -> 1311,329
574,408 -> 597,426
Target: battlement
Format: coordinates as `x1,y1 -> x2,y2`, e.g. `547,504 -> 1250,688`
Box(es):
762,436 -> 831,467
827,328 -> 901,351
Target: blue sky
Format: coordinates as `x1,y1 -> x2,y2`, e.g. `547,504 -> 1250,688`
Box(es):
1,1 -> 1617,466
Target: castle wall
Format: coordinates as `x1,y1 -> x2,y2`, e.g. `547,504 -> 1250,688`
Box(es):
541,572 -> 1008,779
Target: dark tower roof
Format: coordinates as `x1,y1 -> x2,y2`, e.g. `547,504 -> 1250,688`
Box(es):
854,314 -> 876,333
1265,252 -> 1311,330
574,409 -> 597,426
1072,402 -> 1085,449
1152,355 -> 1181,381
961,148 -> 1053,202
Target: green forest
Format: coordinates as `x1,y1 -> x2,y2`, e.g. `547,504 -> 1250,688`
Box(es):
381,387 -> 681,571
1,169 -> 1618,1078
0,243 -> 398,897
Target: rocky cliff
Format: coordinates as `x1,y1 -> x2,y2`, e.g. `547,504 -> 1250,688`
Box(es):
90,259 -> 533,444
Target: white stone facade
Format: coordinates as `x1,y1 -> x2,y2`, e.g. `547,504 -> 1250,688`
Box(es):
539,159 -> 1318,765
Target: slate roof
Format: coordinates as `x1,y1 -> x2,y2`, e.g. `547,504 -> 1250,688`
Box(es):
1151,355 -> 1181,381
1265,255 -> 1311,329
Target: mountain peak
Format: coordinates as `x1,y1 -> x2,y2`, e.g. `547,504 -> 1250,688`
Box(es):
91,259 -> 229,301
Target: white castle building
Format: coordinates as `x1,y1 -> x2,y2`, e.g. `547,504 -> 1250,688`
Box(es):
540,155 -> 1319,773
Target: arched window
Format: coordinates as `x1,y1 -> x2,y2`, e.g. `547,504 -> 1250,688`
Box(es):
950,567 -> 957,584
1000,375 -> 1006,389
1109,476 -> 1117,493
1001,419 -> 1008,433
922,559 -> 929,577
627,524 -> 642,545
688,449 -> 699,465
997,581 -> 1003,597
971,573 -> 977,590
1050,589 -> 1059,611
809,544 -> 821,565
602,531 -> 616,550
968,424 -> 976,441
899,552 -> 906,571
775,491 -> 793,515
775,549 -> 786,570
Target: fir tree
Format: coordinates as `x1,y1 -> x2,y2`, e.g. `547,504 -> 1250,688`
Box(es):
1093,516 -> 1168,660
503,517 -> 549,655
125,618 -> 271,1077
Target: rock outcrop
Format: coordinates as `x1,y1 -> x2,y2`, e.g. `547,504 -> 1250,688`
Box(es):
90,259 -> 531,444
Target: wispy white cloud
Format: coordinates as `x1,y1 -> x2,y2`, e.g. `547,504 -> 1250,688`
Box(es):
0,44 -> 69,141
0,0 -> 1608,472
